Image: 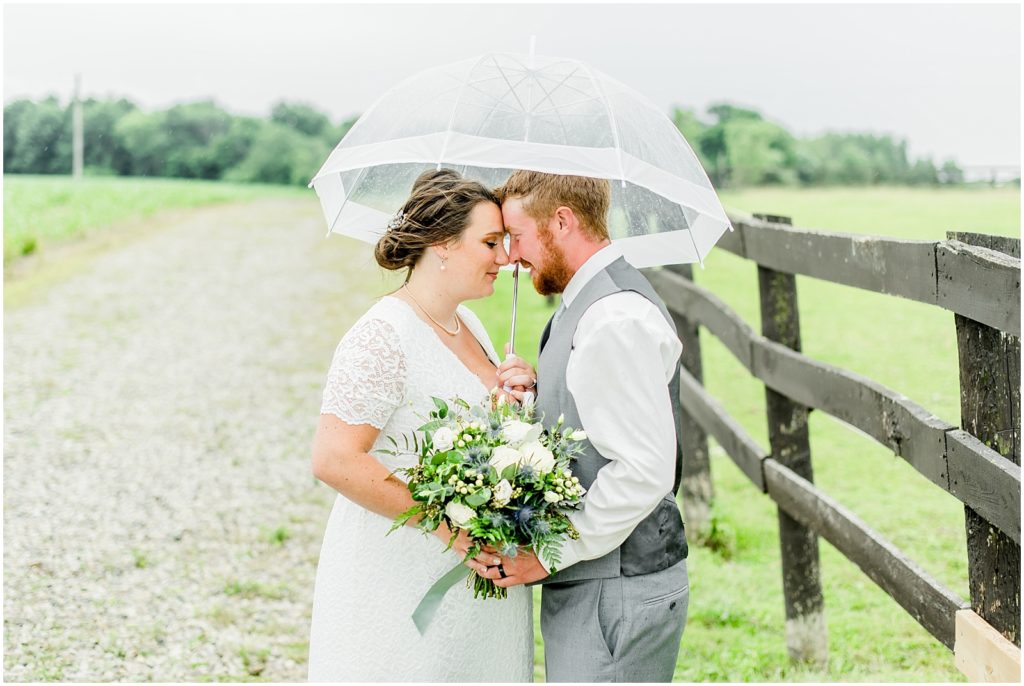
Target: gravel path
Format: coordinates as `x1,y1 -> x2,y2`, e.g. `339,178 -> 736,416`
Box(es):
4,199 -> 389,681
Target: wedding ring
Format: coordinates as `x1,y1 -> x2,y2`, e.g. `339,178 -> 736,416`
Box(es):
498,563 -> 508,579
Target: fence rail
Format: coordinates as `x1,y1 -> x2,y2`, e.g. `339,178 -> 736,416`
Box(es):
648,267 -> 1021,543
647,211 -> 1021,677
715,216 -> 1020,333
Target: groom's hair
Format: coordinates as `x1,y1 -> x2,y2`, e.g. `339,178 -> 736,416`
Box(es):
496,171 -> 610,241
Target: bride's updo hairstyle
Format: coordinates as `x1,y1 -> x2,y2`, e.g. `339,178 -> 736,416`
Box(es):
374,168 -> 499,278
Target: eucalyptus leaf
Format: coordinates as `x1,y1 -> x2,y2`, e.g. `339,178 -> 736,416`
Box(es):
432,397 -> 449,418
465,488 -> 491,507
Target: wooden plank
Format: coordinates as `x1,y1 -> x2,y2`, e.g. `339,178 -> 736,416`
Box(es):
735,216 -> 940,304
938,241 -> 1021,334
751,337 -> 954,490
880,393 -> 953,491
755,221 -> 828,668
720,217 -> 1020,335
656,241 -> 1018,537
764,460 -> 968,650
947,232 -> 1021,259
947,430 -> 1021,545
717,216 -> 746,256
663,264 -> 713,534
677,366 -> 768,491
955,609 -> 1022,682
955,275 -> 1021,647
647,268 -> 755,371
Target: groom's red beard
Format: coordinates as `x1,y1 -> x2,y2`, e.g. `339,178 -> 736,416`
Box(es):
530,224 -> 573,295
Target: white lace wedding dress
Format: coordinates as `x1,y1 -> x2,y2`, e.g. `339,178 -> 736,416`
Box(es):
308,296 -> 534,682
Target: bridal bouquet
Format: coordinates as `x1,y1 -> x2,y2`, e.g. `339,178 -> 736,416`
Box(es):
385,392 -> 587,600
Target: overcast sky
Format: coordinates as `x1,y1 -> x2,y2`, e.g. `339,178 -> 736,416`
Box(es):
4,2 -> 1021,168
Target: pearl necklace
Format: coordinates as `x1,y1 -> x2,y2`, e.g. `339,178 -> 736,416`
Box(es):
403,284 -> 461,336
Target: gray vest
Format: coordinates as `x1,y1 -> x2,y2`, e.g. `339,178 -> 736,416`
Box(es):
536,257 -> 688,584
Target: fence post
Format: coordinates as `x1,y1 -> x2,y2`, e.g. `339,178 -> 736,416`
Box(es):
949,231 -> 1021,647
755,213 -> 828,666
666,264 -> 713,535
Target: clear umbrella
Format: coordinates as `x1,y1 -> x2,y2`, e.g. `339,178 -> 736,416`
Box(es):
310,47 -> 732,351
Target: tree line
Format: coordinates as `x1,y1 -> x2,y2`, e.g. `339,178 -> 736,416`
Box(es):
4,96 -> 966,187
673,103 -> 965,186
3,97 -> 355,186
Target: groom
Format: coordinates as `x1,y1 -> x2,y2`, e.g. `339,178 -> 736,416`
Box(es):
484,171 -> 689,682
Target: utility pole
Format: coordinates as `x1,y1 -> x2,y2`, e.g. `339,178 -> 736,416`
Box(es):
72,73 -> 83,179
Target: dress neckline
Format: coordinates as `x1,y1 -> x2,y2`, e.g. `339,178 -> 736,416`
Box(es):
383,295 -> 497,394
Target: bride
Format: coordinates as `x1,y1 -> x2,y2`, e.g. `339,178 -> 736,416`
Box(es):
308,169 -> 538,682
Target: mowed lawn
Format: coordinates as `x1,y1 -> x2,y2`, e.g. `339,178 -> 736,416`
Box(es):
467,185 -> 1020,681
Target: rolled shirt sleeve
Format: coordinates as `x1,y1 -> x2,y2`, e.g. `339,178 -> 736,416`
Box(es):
541,292 -> 682,572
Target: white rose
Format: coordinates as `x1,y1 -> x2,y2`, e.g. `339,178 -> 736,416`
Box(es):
445,501 -> 477,529
544,491 -> 561,504
502,419 -> 543,446
493,479 -> 513,507
432,427 -> 456,452
489,445 -> 521,473
519,441 -> 555,473
570,430 -> 588,442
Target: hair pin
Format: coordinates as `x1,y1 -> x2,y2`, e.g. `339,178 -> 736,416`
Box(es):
386,210 -> 405,232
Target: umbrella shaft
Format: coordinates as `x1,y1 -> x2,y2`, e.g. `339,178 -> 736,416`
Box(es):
509,264 -> 519,356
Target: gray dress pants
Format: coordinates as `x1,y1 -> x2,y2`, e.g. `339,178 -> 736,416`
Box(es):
540,559 -> 689,682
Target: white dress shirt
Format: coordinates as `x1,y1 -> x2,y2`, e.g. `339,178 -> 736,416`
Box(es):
541,243 -> 683,572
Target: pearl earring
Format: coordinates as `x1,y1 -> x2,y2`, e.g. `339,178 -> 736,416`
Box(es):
440,257 -> 447,271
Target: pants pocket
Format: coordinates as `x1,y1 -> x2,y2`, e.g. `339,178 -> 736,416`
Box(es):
641,583 -> 688,608
596,576 -> 625,661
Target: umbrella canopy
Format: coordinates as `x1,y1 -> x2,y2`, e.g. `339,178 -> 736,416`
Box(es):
310,50 -> 731,268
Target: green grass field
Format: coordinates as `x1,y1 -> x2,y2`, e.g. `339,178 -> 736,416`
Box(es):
4,176 -> 1019,681
2,175 -> 306,265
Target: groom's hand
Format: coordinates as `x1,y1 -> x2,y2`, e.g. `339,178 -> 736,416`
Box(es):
497,349 -> 537,393
481,548 -> 549,588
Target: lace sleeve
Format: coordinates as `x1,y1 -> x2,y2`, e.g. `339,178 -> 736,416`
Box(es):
320,317 -> 407,429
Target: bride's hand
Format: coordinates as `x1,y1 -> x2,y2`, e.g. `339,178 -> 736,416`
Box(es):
434,524 -> 501,574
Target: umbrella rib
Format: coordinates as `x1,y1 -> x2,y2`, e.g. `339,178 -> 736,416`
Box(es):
531,94 -> 605,117
459,81 -> 528,116
684,226 -> 704,268
438,53 -> 493,167
524,67 -> 581,144
468,68 -> 537,138
529,66 -> 596,101
488,55 -> 529,114
577,61 -> 627,185
327,166 -> 370,236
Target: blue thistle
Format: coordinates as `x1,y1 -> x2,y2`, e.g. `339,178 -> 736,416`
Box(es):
529,517 -> 552,537
513,504 -> 535,531
517,464 -> 538,481
483,511 -> 511,530
463,446 -> 490,471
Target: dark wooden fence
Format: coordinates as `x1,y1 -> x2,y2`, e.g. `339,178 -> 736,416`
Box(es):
645,213 -> 1021,679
